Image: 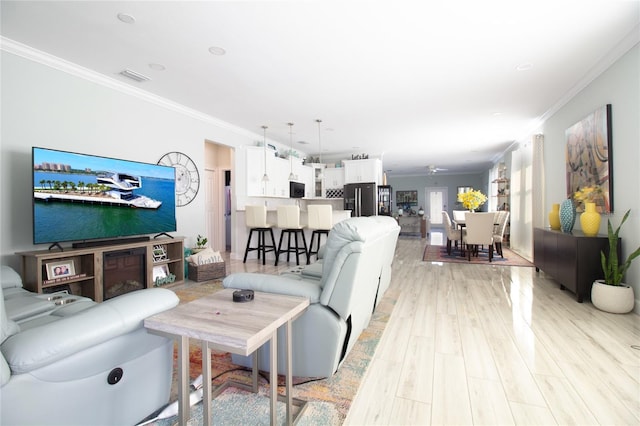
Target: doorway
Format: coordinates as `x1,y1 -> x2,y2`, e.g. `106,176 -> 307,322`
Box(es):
204,142 -> 233,253
425,187 -> 448,227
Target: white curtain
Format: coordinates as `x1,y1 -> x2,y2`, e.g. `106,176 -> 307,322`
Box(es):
508,135 -> 541,261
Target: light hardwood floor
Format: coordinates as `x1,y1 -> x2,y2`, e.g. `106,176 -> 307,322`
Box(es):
344,234 -> 640,426
217,232 -> 640,425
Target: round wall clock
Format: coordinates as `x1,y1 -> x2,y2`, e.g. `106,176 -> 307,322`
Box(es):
157,151 -> 200,207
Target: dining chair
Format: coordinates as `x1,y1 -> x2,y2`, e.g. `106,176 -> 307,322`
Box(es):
452,210 -> 466,223
493,211 -> 510,257
441,211 -> 462,255
462,212 -> 495,262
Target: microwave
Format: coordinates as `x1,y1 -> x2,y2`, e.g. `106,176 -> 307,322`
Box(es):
289,181 -> 305,198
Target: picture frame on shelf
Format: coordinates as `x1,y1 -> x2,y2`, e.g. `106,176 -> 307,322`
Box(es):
46,260 -> 75,280
153,265 -> 175,287
153,265 -> 170,281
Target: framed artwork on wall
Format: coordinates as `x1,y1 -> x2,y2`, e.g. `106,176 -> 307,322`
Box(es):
396,190 -> 418,206
565,104 -> 613,213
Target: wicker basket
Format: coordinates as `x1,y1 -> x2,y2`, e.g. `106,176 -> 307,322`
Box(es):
188,261 -> 226,282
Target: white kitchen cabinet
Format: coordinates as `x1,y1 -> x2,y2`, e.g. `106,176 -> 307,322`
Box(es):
246,146 -> 267,196
311,164 -> 325,198
323,167 -> 344,191
246,147 -> 289,197
343,159 -> 382,185
247,147 -> 315,198
292,161 -> 314,198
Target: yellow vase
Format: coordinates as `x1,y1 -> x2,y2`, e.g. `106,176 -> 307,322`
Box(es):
548,203 -> 561,230
580,202 -> 601,236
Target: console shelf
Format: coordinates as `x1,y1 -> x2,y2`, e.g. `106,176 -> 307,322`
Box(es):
17,237 -> 184,303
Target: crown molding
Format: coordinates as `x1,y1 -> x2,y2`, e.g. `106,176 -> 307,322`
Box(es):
0,36 -> 260,141
537,23 -> 640,126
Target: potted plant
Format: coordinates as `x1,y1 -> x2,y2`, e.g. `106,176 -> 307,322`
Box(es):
457,189 -> 488,212
591,210 -> 640,313
192,234 -> 208,253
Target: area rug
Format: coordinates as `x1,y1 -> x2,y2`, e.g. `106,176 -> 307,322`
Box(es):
423,244 -> 534,267
149,278 -> 397,425
154,387 -> 341,425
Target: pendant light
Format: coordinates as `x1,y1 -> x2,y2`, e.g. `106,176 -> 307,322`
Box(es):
261,125 -> 269,182
287,122 -> 296,181
316,119 -> 323,179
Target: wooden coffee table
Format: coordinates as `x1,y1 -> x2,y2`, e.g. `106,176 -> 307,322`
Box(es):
144,288 -> 309,426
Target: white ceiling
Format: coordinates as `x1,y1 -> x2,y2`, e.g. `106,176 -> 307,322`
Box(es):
2,1 -> 638,176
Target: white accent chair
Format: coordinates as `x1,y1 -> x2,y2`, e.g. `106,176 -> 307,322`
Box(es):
275,205 -> 308,266
306,204 -> 333,264
463,212 -> 496,262
243,205 -> 277,265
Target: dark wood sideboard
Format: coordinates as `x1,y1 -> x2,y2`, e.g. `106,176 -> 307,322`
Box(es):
533,228 -> 618,303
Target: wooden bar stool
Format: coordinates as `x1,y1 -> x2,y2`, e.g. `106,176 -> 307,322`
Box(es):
275,205 -> 308,266
243,205 -> 277,265
306,204 -> 333,264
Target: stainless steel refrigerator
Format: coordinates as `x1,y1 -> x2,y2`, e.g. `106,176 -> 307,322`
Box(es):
344,182 -> 377,217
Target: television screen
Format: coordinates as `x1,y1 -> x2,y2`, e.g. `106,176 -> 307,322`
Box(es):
33,147 -> 177,245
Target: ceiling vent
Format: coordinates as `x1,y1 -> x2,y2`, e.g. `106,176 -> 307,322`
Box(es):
119,69 -> 150,83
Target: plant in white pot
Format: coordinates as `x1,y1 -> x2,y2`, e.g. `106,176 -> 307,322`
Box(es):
192,234 -> 208,253
592,210 -> 640,313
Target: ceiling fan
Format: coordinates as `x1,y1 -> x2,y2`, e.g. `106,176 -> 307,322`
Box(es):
427,165 -> 448,175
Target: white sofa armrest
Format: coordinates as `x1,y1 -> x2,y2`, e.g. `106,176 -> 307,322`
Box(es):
223,273 -> 321,303
1,288 -> 178,374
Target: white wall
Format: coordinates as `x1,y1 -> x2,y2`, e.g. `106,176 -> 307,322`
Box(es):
0,50 -> 259,270
388,172 -> 487,217
538,43 -> 640,311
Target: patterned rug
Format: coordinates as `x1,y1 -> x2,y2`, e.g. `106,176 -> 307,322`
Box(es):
423,244 -> 534,266
149,278 -> 397,425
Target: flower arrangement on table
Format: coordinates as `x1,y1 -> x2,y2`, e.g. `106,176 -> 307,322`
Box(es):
457,189 -> 488,212
573,185 -> 603,211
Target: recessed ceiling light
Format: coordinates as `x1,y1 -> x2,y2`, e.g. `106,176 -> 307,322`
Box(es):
117,13 -> 135,24
208,46 -> 226,56
516,63 -> 533,71
492,112 -> 503,116
149,63 -> 166,71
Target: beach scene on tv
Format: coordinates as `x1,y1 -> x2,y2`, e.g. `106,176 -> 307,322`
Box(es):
33,147 -> 177,244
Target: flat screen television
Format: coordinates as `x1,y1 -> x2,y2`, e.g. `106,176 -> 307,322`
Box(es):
32,147 -> 177,246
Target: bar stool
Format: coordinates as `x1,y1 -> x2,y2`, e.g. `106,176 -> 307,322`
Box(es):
306,204 -> 333,264
243,205 -> 277,265
275,205 -> 308,266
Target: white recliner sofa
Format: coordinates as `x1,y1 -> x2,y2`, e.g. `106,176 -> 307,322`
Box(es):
0,265 -> 179,426
223,215 -> 400,378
